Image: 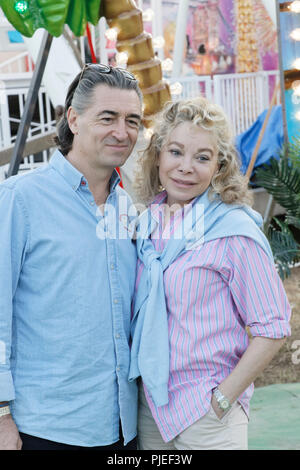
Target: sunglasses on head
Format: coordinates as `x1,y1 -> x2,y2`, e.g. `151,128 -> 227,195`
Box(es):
78,63 -> 137,83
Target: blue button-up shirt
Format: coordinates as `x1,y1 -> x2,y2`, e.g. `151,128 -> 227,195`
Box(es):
0,150 -> 138,446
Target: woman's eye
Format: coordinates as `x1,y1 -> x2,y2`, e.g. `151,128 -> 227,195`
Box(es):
196,155 -> 209,161
169,149 -> 181,156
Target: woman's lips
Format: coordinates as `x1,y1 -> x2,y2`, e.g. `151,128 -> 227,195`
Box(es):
171,178 -> 195,187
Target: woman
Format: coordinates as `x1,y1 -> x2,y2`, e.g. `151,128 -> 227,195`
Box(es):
129,98 -> 291,450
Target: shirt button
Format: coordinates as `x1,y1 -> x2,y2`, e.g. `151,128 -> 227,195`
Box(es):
111,263 -> 115,270
116,366 -> 120,372
115,333 -> 120,339
114,299 -> 118,304
90,201 -> 95,206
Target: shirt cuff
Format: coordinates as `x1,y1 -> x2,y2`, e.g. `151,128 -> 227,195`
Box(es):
0,371 -> 15,402
249,321 -> 291,339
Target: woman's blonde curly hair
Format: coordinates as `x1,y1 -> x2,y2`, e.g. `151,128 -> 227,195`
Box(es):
134,97 -> 253,207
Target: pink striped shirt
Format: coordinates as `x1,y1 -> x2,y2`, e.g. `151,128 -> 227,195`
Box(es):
135,196 -> 291,442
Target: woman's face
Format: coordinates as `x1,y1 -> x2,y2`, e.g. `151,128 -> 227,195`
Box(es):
158,122 -> 219,207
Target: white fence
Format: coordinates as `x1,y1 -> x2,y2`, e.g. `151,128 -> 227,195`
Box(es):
0,84 -> 55,147
170,70 -> 280,136
0,76 -> 56,180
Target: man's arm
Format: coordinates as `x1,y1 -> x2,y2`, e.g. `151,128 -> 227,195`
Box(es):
0,186 -> 30,450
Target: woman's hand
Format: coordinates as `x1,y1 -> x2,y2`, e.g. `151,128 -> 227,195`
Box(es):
211,393 -> 227,420
213,336 -> 286,412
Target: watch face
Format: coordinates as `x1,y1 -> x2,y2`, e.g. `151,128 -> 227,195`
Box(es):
220,399 -> 230,410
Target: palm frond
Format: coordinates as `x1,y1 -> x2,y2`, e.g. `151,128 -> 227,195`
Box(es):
255,157 -> 300,217
286,137 -> 300,170
267,223 -> 300,280
286,215 -> 300,230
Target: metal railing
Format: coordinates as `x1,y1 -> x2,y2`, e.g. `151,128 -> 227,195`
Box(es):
0,51 -> 34,74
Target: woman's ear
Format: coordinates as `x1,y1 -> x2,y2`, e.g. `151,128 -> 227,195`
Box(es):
67,106 -> 78,135
156,150 -> 161,167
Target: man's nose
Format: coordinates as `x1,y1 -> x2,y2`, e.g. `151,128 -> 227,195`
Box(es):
111,119 -> 129,141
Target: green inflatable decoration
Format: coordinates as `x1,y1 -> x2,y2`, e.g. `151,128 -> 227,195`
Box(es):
0,0 -> 102,37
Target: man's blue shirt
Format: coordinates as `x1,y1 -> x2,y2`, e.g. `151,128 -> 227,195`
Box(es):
0,150 -> 138,446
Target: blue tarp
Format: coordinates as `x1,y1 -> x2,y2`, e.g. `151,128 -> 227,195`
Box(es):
235,105 -> 284,177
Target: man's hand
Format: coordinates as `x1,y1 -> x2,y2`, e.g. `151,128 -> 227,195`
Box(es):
0,414 -> 22,450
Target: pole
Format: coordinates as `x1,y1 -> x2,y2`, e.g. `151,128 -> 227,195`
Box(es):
172,0 -> 189,78
245,81 -> 280,180
275,0 -> 289,148
7,31 -> 53,178
151,0 -> 164,60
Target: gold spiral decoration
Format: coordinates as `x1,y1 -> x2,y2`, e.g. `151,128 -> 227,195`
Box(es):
102,0 -> 171,128
236,0 -> 260,73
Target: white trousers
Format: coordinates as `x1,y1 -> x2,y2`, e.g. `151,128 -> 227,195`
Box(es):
138,385 -> 248,450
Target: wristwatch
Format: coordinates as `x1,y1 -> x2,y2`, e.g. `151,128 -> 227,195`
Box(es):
212,387 -> 231,412
0,406 -> 10,418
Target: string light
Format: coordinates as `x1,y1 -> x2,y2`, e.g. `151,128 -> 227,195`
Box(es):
170,82 -> 183,95
292,80 -> 300,96
293,58 -> 300,70
142,8 -> 154,22
161,58 -> 173,72
14,0 -> 28,14
115,52 -> 128,66
290,29 -> 300,41
289,1 -> 300,13
143,128 -> 154,139
152,36 -> 165,49
105,28 -> 118,41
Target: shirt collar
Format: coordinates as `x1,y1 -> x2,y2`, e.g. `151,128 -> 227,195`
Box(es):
49,149 -> 121,192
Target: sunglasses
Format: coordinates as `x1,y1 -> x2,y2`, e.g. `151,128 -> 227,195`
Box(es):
78,63 -> 137,83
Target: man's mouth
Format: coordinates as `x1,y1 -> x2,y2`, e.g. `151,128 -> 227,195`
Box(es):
105,144 -> 129,150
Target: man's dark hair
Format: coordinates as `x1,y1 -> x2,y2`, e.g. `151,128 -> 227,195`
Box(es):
54,65 -> 143,156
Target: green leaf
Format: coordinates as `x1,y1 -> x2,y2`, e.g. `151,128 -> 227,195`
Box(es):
267,225 -> 300,280
0,0 -> 102,37
255,157 -> 300,217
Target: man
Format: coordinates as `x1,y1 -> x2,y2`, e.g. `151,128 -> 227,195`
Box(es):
0,64 -> 143,450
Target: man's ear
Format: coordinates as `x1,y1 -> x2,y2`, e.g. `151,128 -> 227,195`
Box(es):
67,106 -> 78,135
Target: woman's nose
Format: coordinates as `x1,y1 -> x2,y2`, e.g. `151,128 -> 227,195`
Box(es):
178,158 -> 193,173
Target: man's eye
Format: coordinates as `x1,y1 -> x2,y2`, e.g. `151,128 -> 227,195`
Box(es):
127,120 -> 139,127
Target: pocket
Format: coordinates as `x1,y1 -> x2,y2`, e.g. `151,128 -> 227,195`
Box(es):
209,401 -> 238,425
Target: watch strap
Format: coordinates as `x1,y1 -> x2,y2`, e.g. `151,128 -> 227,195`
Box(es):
213,387 -> 231,411
0,406 -> 10,417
